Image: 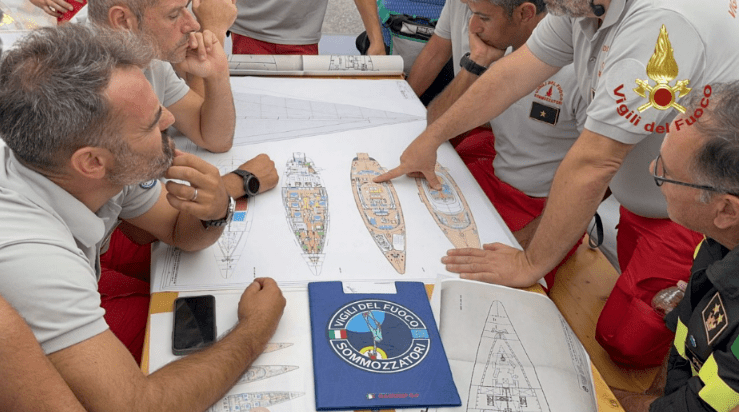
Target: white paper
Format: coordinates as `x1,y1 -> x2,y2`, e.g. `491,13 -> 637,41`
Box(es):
151,77 -> 516,293
431,279 -> 596,412
228,54 -> 404,76
148,288 -> 318,412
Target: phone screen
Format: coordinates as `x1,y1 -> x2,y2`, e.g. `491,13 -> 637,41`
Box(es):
172,295 -> 217,355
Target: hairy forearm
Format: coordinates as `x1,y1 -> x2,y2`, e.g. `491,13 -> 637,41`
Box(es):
171,209 -> 226,252
423,48 -> 553,147
523,137 -> 626,281
353,0 -> 384,51
199,72 -> 236,153
406,35 -> 451,96
141,322 -> 264,412
426,69 -> 479,125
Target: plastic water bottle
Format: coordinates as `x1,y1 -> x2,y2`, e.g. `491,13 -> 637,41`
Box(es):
652,280 -> 688,317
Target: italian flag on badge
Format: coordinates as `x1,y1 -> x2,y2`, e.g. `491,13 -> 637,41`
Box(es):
329,329 -> 347,339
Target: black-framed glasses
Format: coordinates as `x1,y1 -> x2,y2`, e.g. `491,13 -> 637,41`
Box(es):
652,153 -> 739,196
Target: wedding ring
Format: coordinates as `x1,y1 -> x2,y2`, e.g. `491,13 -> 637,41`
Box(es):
49,5 -> 56,12
191,188 -> 198,201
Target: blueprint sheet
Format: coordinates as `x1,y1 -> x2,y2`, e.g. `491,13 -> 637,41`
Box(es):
431,279 -> 596,412
150,77 -> 516,292
148,289 -> 316,412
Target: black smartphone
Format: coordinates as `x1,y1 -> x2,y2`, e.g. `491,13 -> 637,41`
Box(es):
172,295 -> 217,356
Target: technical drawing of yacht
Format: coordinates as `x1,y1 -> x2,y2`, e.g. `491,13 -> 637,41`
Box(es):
467,301 -> 546,412
208,391 -> 304,412
350,153 -> 406,274
282,153 -> 329,276
236,365 -> 299,384
214,160 -> 254,279
263,342 -> 293,353
416,163 -> 480,249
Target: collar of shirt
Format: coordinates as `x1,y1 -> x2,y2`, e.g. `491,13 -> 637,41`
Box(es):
7,150 -> 106,249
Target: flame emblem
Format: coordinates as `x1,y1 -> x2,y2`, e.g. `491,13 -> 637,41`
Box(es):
633,25 -> 691,113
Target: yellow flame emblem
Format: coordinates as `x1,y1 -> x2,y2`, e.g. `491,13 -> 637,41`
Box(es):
633,25 -> 691,113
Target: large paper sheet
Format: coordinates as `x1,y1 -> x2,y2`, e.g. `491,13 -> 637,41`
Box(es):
150,78 -> 516,292
148,289 -> 318,412
431,279 -> 596,412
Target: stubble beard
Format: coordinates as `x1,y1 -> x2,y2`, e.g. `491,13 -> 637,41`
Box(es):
107,130 -> 176,187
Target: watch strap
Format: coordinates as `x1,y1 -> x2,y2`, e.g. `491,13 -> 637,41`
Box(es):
201,196 -> 235,228
232,169 -> 260,198
460,52 -> 487,76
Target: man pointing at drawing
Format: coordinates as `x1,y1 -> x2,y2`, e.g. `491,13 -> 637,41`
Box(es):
377,0 -> 739,368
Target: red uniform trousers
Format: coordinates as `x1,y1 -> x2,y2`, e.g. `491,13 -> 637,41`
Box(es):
595,206 -> 703,367
98,228 -> 152,365
453,127 -> 582,290
231,34 -> 318,55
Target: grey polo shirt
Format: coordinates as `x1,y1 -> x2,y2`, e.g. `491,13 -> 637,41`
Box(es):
230,0 -> 328,45
144,59 -> 190,108
437,0 -> 585,197
0,146 -> 161,354
527,0 -> 739,217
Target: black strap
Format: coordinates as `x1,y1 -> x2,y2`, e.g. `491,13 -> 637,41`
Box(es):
588,212 -> 604,249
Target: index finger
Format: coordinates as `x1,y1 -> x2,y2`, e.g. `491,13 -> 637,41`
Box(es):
374,165 -> 406,183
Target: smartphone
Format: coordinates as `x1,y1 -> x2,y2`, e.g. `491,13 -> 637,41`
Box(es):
172,295 -> 217,356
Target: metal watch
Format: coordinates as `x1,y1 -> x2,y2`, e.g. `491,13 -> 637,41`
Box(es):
232,169 -> 260,198
460,52 -> 487,76
201,195 -> 235,228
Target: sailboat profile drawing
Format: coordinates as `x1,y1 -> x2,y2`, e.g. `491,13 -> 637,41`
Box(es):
208,391 -> 304,412
282,153 -> 329,276
417,163 -> 480,248
350,153 -> 406,274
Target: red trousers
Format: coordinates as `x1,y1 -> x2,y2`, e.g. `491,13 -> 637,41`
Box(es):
98,228 -> 151,364
231,34 -> 318,55
454,128 -> 581,290
595,206 -> 703,366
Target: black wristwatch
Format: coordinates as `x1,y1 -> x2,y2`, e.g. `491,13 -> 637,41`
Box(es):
460,52 -> 487,76
231,169 -> 260,198
201,196 -> 235,228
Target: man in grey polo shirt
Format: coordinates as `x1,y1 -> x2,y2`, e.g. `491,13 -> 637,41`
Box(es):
406,0 -> 586,289
0,25 -> 285,412
378,0 -> 739,367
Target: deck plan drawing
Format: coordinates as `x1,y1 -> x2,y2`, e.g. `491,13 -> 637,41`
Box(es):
207,391 -> 304,412
214,159 -> 254,279
350,153 -> 406,274
282,153 -> 329,276
467,301 -> 547,412
236,365 -> 299,385
151,78 -> 518,292
416,162 -> 480,249
432,279 -> 596,412
147,290 -> 322,412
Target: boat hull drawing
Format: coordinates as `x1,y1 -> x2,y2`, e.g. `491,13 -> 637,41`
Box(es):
214,160 -> 254,279
208,391 -> 304,412
350,153 -> 406,274
417,163 -> 480,248
283,153 -> 329,276
236,365 -> 299,384
468,301 -> 548,412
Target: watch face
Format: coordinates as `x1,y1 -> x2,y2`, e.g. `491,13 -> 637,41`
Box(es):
247,175 -> 260,195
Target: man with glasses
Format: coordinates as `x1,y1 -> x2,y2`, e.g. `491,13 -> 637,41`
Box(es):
377,0 -> 739,368
611,81 -> 739,411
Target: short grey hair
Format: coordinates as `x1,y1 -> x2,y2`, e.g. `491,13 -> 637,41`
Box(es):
0,24 -> 155,173
88,0 -> 158,26
683,81 -> 739,202
472,0 -> 547,17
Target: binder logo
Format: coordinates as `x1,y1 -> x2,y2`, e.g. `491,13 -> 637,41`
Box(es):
327,299 -> 430,373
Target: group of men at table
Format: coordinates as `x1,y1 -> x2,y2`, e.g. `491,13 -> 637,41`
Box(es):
1,0 -> 739,410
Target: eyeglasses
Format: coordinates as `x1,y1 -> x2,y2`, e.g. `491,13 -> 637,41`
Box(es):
652,153 -> 739,196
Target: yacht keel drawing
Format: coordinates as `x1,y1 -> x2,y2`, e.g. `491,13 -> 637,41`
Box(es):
283,153 -> 329,276
208,391 -> 304,412
350,153 -> 406,274
417,163 -> 480,248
